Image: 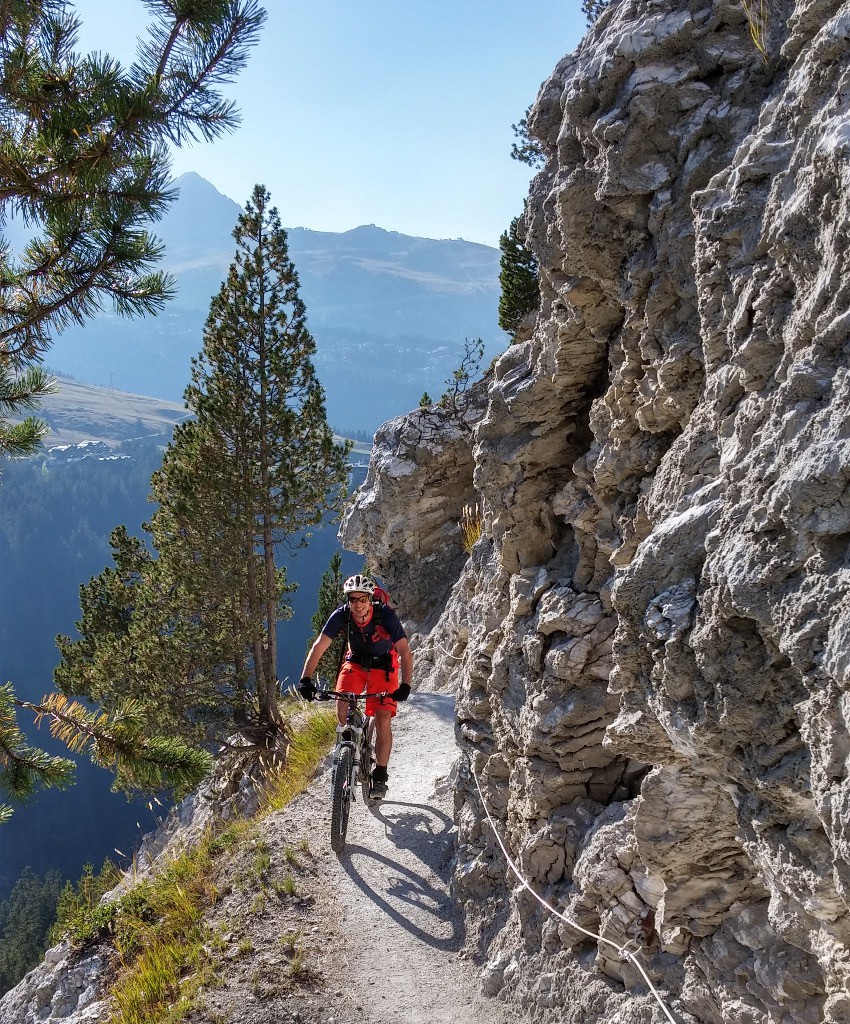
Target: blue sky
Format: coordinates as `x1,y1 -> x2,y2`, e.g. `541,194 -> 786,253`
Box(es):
71,1 -> 586,247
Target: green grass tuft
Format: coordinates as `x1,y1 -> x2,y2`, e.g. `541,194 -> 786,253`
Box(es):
96,704 -> 337,1024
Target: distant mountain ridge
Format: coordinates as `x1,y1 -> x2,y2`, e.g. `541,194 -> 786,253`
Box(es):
32,374 -> 372,458
49,173 -> 506,431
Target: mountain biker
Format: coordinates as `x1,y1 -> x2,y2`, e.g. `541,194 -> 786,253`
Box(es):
298,573 -> 413,800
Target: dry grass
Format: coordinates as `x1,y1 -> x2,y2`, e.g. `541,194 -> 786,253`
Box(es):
460,502 -> 483,552
98,705 -> 338,1024
740,0 -> 769,58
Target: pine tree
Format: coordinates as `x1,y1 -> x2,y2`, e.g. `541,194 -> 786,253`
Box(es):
498,217 -> 539,340
0,866 -> 62,993
582,0 -> 611,26
510,106 -> 545,169
310,551 -> 346,684
56,185 -> 352,750
175,185 -> 351,737
54,524 -> 235,746
0,0 -> 266,463
0,0 -> 265,815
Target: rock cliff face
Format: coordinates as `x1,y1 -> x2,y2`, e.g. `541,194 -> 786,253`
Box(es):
340,0 -> 850,1020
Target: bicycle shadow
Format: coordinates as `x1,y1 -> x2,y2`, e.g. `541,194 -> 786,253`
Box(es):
340,842 -> 463,951
367,799 -> 455,875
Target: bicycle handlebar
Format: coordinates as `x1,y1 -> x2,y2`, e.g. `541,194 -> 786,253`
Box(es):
314,689 -> 391,704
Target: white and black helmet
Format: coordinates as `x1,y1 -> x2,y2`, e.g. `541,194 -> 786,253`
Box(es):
343,573 -> 375,596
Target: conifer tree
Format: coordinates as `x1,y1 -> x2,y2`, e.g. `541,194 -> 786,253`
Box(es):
510,106 -> 545,170
0,0 -> 265,463
54,523 -> 235,746
498,217 -> 539,340
57,185 -> 351,750
171,184 -> 351,737
310,551 -> 346,684
582,0 -> 611,26
0,866 -> 62,993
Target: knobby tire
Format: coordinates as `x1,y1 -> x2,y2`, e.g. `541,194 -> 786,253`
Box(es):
331,744 -> 354,854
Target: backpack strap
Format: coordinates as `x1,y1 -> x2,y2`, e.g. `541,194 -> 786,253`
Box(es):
338,602 -> 392,680
371,601 -> 391,680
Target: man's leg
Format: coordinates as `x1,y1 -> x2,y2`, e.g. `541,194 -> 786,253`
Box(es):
335,664 -> 367,727
335,668 -> 347,726
374,706 -> 393,767
370,705 -> 395,798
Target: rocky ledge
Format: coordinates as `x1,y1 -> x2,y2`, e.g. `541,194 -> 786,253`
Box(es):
341,0 -> 850,1020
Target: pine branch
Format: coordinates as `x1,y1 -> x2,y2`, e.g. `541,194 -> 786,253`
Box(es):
14,690 -> 213,800
0,683 -> 76,810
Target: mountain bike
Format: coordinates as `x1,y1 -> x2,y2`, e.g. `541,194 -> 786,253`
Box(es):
315,688 -> 385,853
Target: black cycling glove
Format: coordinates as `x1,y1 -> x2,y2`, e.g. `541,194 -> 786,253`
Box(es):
298,676 -> 316,701
390,682 -> 411,702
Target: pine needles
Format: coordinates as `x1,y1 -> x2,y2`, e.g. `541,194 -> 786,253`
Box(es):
18,692 -> 213,797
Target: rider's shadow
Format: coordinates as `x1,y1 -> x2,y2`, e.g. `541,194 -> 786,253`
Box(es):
340,843 -> 462,951
368,800 -> 455,875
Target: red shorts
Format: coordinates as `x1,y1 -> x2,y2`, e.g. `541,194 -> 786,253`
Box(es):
335,660 -> 398,718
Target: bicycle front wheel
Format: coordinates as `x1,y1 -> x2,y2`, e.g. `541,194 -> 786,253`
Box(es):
330,744 -> 354,854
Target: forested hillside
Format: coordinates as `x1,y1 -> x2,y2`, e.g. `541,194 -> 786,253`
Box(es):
0,444 -> 169,898
0,440 -> 364,901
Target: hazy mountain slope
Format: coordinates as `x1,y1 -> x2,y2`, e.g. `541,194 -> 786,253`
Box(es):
33,374 -> 372,455
48,173 -> 506,432
36,377 -> 190,447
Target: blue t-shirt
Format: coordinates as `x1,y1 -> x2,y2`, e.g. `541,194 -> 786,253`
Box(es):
322,602 -> 406,663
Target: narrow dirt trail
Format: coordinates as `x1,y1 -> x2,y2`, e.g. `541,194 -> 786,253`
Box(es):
321,689 -> 511,1024
191,686 -> 516,1024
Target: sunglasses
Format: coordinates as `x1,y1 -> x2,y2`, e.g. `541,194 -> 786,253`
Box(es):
348,595 -> 371,605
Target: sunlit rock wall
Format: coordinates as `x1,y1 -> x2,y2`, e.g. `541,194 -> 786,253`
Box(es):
342,0 -> 850,1019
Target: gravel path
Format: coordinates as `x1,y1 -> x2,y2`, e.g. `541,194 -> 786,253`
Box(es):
191,686 -> 515,1024
325,689 -> 511,1024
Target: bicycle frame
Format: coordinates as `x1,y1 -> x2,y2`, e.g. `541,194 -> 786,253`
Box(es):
315,688 -> 383,852
335,694 -> 374,795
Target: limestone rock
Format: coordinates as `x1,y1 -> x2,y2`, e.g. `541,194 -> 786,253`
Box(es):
341,0 -> 850,1018
0,942 -> 111,1024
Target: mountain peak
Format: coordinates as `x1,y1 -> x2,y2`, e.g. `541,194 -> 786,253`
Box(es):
171,171 -> 235,202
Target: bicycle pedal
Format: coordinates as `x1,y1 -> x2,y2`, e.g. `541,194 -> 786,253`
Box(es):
369,780 -> 388,801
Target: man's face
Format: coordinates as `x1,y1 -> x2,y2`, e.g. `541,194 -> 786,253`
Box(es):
348,592 -> 371,622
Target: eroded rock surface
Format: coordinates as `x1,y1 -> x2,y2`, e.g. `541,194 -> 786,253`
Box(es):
342,0 -> 850,1020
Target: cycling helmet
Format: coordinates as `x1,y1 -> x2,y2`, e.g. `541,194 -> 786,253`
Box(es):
343,573 -> 375,596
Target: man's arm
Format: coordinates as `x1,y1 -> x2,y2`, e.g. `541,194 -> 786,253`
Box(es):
395,638 -> 413,689
301,633 -> 333,680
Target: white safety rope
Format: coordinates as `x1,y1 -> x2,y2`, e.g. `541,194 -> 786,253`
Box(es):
431,640 -> 464,661
469,765 -> 680,1024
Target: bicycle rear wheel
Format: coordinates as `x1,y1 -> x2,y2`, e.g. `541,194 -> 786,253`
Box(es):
330,745 -> 354,853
